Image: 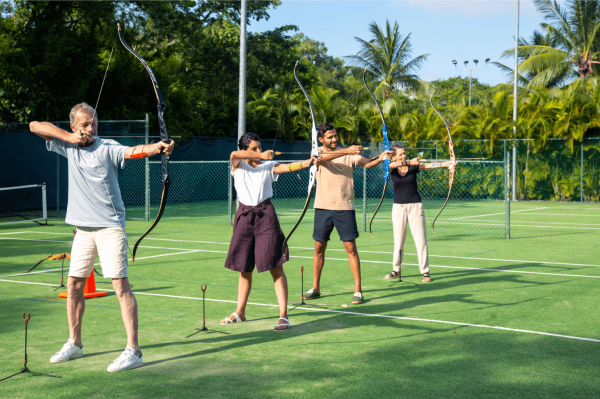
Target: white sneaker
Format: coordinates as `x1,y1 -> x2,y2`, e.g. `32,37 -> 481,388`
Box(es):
107,346 -> 143,372
50,339 -> 83,363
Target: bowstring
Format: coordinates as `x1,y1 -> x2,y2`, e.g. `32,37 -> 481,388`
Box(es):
87,36 -> 133,261
271,75 -> 302,180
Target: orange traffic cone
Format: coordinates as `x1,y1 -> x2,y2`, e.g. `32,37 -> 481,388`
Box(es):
58,270 -> 107,299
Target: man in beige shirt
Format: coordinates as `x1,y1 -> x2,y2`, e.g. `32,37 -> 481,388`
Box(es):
304,122 -> 390,304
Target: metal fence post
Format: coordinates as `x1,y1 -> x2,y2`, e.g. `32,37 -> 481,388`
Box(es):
580,140 -> 584,202
144,113 -> 150,221
505,141 -> 510,239
228,163 -> 233,226
363,166 -> 367,232
435,141 -> 439,199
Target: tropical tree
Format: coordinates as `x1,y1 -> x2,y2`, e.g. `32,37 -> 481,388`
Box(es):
499,0 -> 600,88
344,19 -> 428,95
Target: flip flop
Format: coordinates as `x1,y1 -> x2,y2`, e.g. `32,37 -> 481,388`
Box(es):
220,312 -> 246,325
384,271 -> 400,280
274,318 -> 290,331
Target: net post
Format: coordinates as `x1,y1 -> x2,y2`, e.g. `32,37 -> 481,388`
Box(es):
362,164 -> 367,232
42,183 -> 47,223
56,153 -> 60,217
144,113 -> 150,222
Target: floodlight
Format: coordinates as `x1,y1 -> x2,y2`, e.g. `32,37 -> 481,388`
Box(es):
474,59 -> 479,65
485,58 -> 490,63
464,61 -> 468,66
452,60 -> 457,65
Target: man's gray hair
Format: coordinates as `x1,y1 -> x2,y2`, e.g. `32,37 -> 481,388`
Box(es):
69,102 -> 97,125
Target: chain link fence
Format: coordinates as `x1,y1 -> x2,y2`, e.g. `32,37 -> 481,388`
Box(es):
507,138 -> 600,202
5,120 -> 598,238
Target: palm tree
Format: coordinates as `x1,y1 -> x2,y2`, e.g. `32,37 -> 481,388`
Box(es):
500,0 -> 600,88
344,19 -> 428,94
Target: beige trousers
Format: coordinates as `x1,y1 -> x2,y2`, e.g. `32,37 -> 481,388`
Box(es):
392,203 -> 430,275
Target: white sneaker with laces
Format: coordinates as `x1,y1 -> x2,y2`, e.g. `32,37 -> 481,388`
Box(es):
107,346 -> 143,372
50,339 -> 83,363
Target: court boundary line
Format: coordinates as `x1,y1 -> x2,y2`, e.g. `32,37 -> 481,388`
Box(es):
3,233 -> 600,269
3,237 -> 599,279
1,278 -> 598,344
449,207 -> 548,220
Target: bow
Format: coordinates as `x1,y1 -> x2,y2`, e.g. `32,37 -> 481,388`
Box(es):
27,253 -> 70,273
429,94 -> 455,233
363,68 -> 391,237
117,23 -> 172,261
281,61 -> 319,252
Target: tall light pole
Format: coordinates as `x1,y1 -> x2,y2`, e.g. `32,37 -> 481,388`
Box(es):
236,0 -> 247,212
452,58 -> 490,106
512,0 -> 519,201
238,0 -> 247,142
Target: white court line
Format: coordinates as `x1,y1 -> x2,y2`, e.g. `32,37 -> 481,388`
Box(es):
449,207 -> 548,220
3,233 -> 600,269
459,220 -> 600,227
516,213 -> 600,217
3,237 -> 599,279
146,239 -> 600,269
0,250 -> 200,278
1,278 -> 598,343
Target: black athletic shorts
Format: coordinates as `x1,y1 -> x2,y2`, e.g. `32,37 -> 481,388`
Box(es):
313,209 -> 359,242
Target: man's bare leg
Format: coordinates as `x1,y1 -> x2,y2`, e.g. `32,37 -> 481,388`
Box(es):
312,240 -> 328,291
112,278 -> 139,355
343,240 -> 361,293
221,272 -> 252,322
270,265 -> 288,319
67,276 -> 87,346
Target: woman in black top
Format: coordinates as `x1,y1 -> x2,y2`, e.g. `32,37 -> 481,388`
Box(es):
385,144 -> 455,282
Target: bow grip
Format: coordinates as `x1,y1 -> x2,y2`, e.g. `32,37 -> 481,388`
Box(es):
158,139 -> 173,155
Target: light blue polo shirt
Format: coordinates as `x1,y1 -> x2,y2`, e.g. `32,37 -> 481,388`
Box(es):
47,137 -> 128,228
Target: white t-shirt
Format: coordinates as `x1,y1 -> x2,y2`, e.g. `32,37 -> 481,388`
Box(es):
232,160 -> 279,206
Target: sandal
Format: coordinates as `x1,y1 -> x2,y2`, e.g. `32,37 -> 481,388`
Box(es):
274,318 -> 290,331
422,273 -> 432,283
384,271 -> 400,280
220,312 -> 246,324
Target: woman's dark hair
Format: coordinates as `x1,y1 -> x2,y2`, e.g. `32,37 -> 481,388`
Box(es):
238,132 -> 260,150
391,143 -> 404,157
318,122 -> 335,138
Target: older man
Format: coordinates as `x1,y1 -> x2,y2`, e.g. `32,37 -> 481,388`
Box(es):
29,102 -> 174,372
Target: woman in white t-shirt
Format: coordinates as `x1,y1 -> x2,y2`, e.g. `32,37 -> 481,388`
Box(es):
221,132 -> 317,331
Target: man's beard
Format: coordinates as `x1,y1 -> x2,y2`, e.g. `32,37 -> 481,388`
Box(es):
324,141 -> 338,151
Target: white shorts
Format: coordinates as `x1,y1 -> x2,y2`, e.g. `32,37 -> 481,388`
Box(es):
69,227 -> 128,279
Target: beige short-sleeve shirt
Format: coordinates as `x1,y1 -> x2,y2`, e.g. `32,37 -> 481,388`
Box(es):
314,149 -> 362,210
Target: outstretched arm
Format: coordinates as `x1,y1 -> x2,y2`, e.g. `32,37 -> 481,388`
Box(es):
358,150 -> 392,169
272,156 -> 318,174
124,140 -> 174,160
417,160 -> 456,170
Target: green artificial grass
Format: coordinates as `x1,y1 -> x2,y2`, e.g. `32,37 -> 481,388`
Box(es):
1,202 -> 599,398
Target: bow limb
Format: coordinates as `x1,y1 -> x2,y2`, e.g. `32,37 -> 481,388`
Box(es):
27,254 -> 53,273
117,23 -> 171,261
429,94 -> 455,233
282,61 -> 319,252
363,68 -> 391,237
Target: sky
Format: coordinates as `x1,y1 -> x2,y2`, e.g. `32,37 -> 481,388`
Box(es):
249,0 -> 549,86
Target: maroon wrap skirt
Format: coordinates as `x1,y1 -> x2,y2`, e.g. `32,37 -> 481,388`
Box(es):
224,199 -> 289,273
